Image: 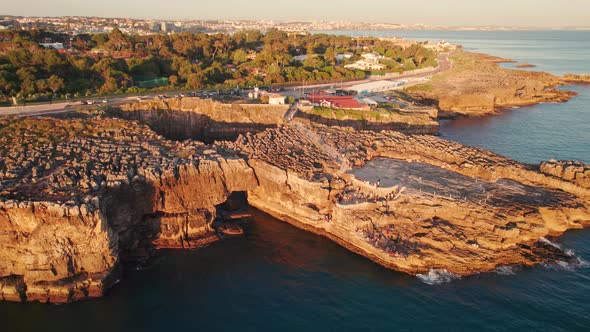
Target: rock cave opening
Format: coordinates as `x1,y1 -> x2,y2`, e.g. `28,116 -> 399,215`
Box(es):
213,191 -> 251,237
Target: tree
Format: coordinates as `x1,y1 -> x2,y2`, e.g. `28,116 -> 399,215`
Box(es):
168,75 -> 178,86
98,76 -> 119,94
47,75 -> 64,94
186,72 -> 204,89
35,79 -> 47,93
232,49 -> 248,64
91,33 -> 109,47
324,47 -> 336,64
105,28 -> 131,52
403,58 -> 416,71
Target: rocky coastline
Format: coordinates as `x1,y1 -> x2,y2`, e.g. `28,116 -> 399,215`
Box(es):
0,115 -> 258,302
563,74 -> 590,84
1,82 -> 589,302
225,121 -> 590,276
406,51 -> 576,118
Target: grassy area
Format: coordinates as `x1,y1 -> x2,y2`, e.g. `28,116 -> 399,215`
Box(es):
405,84 -> 433,93
308,107 -> 400,122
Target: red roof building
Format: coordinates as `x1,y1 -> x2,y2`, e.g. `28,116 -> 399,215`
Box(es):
306,93 -> 367,110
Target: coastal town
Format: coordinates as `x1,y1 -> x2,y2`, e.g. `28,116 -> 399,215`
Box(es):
4,15 -> 585,35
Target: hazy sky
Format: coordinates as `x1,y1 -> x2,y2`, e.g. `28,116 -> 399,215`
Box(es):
3,0 -> 590,27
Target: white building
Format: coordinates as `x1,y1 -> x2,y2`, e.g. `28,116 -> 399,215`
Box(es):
335,53 -> 353,62
268,94 -> 286,105
346,80 -> 407,94
39,42 -> 64,50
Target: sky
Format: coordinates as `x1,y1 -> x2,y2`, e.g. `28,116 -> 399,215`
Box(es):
3,0 -> 590,27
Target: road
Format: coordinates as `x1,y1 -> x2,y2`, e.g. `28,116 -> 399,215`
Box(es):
282,52 -> 451,96
0,53 -> 451,118
0,95 -> 139,117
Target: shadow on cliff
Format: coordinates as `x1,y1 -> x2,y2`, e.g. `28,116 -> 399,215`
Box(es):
109,108 -> 277,143
102,181 -> 161,267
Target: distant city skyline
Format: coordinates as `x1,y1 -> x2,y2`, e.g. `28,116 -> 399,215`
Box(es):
3,0 -> 590,27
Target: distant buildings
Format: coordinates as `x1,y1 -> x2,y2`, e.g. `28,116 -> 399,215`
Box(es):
161,22 -> 175,33
346,80 -> 407,94
345,52 -> 386,71
423,40 -> 457,51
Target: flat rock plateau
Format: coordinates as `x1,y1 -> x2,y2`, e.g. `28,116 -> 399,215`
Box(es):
406,51 -> 576,118
1,94 -> 589,303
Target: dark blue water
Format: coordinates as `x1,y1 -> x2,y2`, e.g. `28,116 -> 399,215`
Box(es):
3,210 -> 589,332
1,31 -> 589,331
440,84 -> 590,164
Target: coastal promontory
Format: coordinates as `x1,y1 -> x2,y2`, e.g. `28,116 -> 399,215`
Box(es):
1,103 -> 588,302
406,50 -> 575,117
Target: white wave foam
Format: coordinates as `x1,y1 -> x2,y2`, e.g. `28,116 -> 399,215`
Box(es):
495,266 -> 518,276
539,238 -> 590,271
539,237 -> 563,250
416,269 -> 460,285
543,256 -> 589,271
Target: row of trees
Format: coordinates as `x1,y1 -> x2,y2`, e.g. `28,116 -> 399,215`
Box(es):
0,29 -> 438,102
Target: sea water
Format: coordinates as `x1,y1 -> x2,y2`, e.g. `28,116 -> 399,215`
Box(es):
1,31 -> 589,331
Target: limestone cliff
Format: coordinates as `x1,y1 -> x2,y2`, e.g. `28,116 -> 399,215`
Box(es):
1,112 -> 589,303
0,116 -> 257,303
406,51 -> 574,117
224,120 -> 590,276
116,97 -> 289,141
296,105 -> 439,135
540,160 -> 590,189
563,74 -> 590,84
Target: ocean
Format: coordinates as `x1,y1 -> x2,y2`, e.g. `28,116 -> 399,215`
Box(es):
1,31 -> 589,331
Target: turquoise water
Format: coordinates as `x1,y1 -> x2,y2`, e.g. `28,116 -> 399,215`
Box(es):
1,31 -> 589,331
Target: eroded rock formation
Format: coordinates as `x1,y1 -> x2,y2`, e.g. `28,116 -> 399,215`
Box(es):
540,160 -> 590,189
116,97 -> 289,141
1,108 -> 588,303
563,74 -> 590,84
295,105 -> 439,135
407,51 -> 575,117
223,120 -> 590,276
0,116 -> 257,302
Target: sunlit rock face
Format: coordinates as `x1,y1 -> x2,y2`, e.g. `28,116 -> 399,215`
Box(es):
0,110 -> 588,303
225,120 -> 590,276
116,97 -> 289,142
0,116 -> 257,303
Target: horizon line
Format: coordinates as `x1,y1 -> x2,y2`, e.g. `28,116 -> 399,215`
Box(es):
2,14 -> 590,30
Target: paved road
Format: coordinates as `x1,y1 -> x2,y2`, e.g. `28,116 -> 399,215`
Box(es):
282,52 -> 451,96
1,53 -> 451,118
0,96 -> 138,117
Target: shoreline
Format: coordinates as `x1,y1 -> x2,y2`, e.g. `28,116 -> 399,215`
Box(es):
405,50 -> 576,118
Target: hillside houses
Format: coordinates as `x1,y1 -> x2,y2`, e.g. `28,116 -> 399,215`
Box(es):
345,52 -> 386,71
